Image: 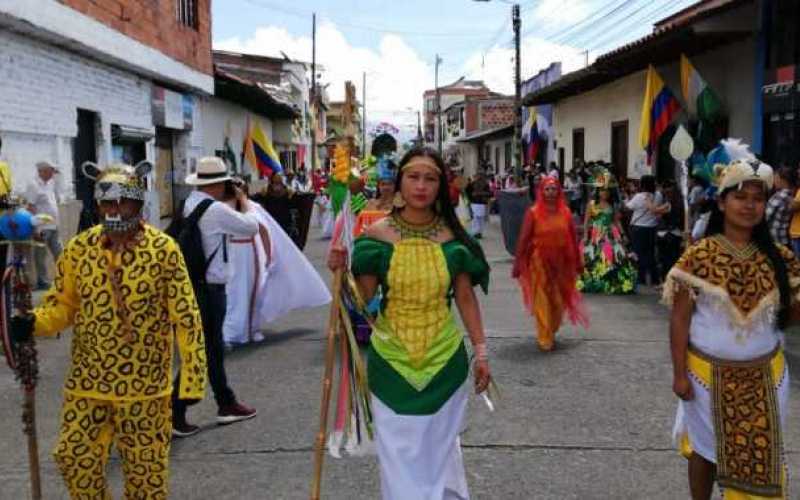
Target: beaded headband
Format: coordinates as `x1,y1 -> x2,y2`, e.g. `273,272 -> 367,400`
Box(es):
401,158 -> 441,173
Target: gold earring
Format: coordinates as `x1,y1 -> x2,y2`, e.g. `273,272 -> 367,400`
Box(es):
393,192 -> 406,209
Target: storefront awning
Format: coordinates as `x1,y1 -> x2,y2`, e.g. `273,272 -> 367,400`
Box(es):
457,125 -> 513,143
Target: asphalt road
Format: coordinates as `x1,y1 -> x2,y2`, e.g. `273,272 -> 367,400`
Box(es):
1,216 -> 798,499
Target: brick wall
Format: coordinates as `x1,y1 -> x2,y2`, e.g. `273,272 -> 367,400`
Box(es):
479,101 -> 515,130
58,0 -> 212,75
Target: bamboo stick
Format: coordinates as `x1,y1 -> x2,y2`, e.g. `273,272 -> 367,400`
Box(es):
310,268 -> 343,500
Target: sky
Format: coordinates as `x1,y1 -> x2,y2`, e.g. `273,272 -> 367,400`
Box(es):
212,0 -> 699,136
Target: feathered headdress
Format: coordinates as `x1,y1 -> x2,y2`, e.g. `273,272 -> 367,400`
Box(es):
376,155 -> 396,182
702,139 -> 773,192
588,166 -> 618,190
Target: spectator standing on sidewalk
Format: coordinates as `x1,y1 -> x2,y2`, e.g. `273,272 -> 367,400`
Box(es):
25,160 -> 63,289
0,137 -> 12,274
466,170 -> 492,239
766,166 -> 796,247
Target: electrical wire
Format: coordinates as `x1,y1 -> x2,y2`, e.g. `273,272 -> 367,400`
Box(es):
584,0 -> 691,52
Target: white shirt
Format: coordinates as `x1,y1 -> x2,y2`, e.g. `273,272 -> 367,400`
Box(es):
25,176 -> 59,230
184,191 -> 259,285
291,177 -> 311,193
625,192 -> 660,228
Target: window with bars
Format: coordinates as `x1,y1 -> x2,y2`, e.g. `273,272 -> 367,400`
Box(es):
176,0 -> 198,29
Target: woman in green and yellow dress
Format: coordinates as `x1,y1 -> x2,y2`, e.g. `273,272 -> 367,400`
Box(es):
329,147 -> 491,500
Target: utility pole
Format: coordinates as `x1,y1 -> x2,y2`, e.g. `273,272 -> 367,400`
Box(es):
417,110 -> 423,144
435,54 -> 443,155
513,3 -> 522,178
362,71 -> 367,158
310,13 -> 317,173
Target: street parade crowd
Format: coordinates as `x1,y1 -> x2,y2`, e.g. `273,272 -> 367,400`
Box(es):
2,134 -> 800,499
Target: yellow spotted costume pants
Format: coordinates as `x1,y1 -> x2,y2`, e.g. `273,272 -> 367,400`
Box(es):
53,394 -> 172,500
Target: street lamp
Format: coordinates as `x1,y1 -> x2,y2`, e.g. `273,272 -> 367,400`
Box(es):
472,0 -> 522,178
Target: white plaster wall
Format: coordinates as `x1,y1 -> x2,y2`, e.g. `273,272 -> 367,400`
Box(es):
553,71 -> 646,177
0,0 -> 213,94
552,37 -> 756,178
0,29 -> 154,198
484,137 -> 512,176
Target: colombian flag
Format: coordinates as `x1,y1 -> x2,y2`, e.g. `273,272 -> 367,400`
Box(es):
244,118 -> 283,178
638,66 -> 681,164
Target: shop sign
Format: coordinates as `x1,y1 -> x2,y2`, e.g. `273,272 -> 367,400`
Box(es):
152,86 -> 194,130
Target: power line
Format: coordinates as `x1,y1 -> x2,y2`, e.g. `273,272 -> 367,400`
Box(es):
585,0 -> 690,52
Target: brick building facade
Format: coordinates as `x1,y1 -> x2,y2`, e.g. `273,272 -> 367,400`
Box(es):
0,0 -> 214,233
59,0 -> 212,74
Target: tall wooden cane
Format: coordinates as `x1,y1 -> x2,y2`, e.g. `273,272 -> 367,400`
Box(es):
1,243 -> 42,500
670,125 -> 695,248
310,268 -> 343,500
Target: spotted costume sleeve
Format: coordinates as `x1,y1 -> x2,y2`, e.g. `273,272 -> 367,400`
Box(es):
34,236 -> 79,336
165,240 -> 207,399
778,244 -> 800,304
661,239 -> 705,306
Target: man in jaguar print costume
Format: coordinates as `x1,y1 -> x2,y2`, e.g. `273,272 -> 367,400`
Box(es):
11,161 -> 206,499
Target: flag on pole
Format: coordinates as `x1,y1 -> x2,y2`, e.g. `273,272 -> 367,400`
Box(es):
638,65 -> 681,163
244,118 -> 283,178
522,106 -> 540,164
680,54 -> 722,122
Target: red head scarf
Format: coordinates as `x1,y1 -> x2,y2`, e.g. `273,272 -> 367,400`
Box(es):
513,176 -> 588,328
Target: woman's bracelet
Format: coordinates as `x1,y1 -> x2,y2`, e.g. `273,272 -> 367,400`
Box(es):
473,342 -> 488,362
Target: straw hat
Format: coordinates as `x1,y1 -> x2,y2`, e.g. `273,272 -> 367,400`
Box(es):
185,157 -> 233,186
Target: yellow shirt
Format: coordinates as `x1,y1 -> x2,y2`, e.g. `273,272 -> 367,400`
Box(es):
34,224 -> 207,401
0,160 -> 12,197
790,190 -> 800,239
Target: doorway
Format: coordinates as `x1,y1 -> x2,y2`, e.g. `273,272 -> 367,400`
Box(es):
73,109 -> 98,232
610,120 -> 629,181
155,127 -> 175,220
572,128 -> 585,168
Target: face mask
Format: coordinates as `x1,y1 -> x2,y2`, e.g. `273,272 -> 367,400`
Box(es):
101,211 -> 140,234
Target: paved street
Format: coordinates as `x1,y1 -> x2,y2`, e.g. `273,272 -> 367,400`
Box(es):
2,217 -> 799,499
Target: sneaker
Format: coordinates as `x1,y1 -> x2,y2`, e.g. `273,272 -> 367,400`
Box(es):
172,421 -> 200,438
217,402 -> 257,425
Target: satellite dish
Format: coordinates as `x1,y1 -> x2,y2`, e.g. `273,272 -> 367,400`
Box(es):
669,125 -> 694,162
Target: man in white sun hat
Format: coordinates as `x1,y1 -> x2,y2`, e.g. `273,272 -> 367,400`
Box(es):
172,156 -> 260,437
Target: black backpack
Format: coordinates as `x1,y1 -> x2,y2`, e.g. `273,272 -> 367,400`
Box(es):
166,198 -> 217,290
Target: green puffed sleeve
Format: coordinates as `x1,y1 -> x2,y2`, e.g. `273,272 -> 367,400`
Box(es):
351,237 -> 393,281
443,240 -> 490,293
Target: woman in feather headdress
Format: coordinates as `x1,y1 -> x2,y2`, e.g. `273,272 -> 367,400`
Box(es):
512,176 -> 588,351
665,139 -> 800,499
578,167 -> 638,294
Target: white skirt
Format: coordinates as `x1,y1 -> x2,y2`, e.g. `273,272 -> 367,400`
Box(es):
372,383 -> 470,500
223,237 -> 258,345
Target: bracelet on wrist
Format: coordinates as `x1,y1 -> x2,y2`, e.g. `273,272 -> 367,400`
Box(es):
473,342 -> 488,362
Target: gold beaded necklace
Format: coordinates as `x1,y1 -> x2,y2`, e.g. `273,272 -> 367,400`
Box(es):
388,213 -> 444,240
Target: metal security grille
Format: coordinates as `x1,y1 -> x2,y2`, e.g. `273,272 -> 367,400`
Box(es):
176,0 -> 197,29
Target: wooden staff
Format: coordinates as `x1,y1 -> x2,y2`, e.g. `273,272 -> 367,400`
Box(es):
310,268 -> 343,500
2,241 -> 42,500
